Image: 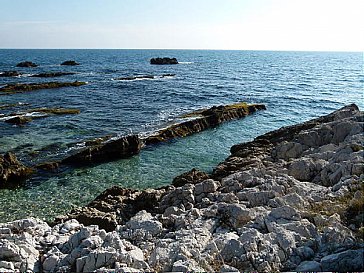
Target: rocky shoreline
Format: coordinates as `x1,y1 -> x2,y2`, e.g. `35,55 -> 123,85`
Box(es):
0,104 -> 363,272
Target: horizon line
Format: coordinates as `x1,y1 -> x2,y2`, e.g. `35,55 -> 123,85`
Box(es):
0,48 -> 362,53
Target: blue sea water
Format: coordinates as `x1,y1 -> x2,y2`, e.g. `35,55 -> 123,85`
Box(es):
0,49 -> 363,221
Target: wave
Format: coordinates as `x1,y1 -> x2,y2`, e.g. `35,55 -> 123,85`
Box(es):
178,62 -> 194,64
114,74 -> 176,82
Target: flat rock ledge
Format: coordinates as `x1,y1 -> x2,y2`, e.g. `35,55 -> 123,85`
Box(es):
1,104 -> 363,272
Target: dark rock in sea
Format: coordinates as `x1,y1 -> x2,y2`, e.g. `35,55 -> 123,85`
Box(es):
0,71 -> 21,77
150,57 -> 178,65
28,107 -> 80,115
161,73 -> 176,77
172,168 -> 209,187
116,75 -> 155,81
0,152 -> 34,189
145,102 -> 266,145
0,81 -> 87,95
16,61 -> 38,68
62,135 -> 142,166
61,60 -> 79,66
5,116 -> 33,125
30,72 -> 76,78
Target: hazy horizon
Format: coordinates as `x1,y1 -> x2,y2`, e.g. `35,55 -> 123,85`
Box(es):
1,0 -> 363,51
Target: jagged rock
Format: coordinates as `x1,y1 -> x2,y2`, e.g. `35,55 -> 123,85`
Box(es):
150,57 -> 178,65
61,60 -> 79,66
0,152 -> 34,188
0,104 -> 362,272
0,71 -> 21,77
126,210 -> 163,236
16,61 -> 37,67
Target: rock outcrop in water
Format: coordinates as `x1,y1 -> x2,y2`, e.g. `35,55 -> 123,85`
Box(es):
116,74 -> 175,81
62,135 -> 142,166
145,103 -> 266,145
3,108 -> 81,125
60,103 -> 265,167
61,60 -> 80,66
0,81 -> 86,95
1,104 -> 361,272
16,61 -> 38,68
0,152 -> 33,188
150,57 -> 178,65
0,71 -> 21,77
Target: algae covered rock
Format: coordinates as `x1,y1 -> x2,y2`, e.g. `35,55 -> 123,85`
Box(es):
0,81 -> 87,95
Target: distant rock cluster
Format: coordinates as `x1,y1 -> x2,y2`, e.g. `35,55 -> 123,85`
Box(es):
150,57 -> 178,65
0,104 -> 363,272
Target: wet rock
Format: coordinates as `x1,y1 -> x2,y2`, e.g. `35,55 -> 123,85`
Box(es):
0,81 -> 86,94
16,61 -> 37,67
150,57 -> 178,65
172,168 -> 209,187
0,152 -> 34,188
4,116 -> 32,125
0,71 -> 21,77
62,135 -> 142,166
61,60 -> 79,66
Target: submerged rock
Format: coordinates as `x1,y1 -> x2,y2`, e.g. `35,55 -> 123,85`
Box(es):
61,60 -> 79,66
30,72 -> 76,78
0,71 -> 21,77
0,152 -> 33,188
0,81 -> 86,94
16,61 -> 37,67
150,57 -> 178,65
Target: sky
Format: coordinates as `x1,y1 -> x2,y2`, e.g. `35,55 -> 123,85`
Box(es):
0,0 -> 363,51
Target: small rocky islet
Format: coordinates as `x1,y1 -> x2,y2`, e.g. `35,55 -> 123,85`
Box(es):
0,104 -> 363,272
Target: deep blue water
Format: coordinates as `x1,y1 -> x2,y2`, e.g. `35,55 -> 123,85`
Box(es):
0,49 -> 363,221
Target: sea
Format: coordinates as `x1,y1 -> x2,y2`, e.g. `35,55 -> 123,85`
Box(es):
0,49 -> 363,222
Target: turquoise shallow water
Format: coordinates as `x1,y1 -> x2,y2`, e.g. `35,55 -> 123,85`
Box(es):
0,50 -> 363,221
